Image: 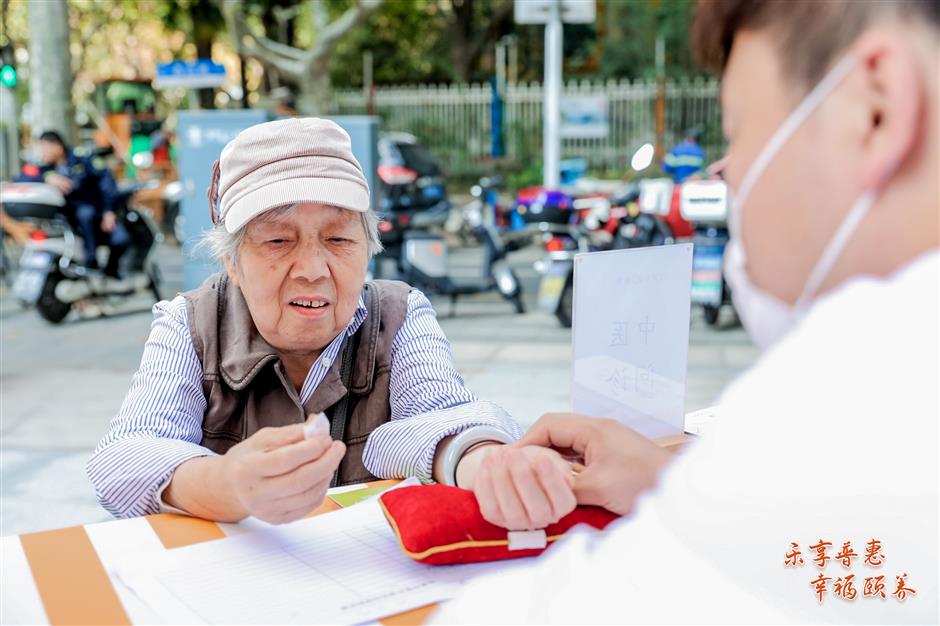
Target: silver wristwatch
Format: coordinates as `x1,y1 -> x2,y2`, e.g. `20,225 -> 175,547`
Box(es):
440,425 -> 515,487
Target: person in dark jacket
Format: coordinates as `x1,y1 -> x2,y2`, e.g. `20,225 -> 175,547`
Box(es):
17,130 -> 129,277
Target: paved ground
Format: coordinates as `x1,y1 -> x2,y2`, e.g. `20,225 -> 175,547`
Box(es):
0,238 -> 757,536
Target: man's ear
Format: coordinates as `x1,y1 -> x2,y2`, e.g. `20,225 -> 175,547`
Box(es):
851,29 -> 924,190
223,256 -> 240,287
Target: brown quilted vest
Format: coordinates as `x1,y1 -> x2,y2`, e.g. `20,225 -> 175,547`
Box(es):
182,273 -> 411,486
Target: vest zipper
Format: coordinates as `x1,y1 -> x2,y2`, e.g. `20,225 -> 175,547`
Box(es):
273,361 -> 306,422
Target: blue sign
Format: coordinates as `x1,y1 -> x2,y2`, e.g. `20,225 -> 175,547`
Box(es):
178,110 -> 270,289
326,116 -> 380,213
154,59 -> 227,89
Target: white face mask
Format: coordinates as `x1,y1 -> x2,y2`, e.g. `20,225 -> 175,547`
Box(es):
725,55 -> 883,350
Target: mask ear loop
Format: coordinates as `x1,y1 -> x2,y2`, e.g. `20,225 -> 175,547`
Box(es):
733,55 -> 858,214
795,152 -> 900,309
795,190 -> 875,309
207,159 -> 222,225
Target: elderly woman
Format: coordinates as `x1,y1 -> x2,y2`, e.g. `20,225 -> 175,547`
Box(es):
88,118 -> 576,528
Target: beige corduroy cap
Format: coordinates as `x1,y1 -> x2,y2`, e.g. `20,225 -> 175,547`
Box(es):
207,117 -> 370,233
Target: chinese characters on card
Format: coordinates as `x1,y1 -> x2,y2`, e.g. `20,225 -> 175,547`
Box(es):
607,317 -> 657,398
572,245 -> 693,439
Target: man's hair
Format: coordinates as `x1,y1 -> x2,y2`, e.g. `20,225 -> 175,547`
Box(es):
38,130 -> 68,150
692,0 -> 940,86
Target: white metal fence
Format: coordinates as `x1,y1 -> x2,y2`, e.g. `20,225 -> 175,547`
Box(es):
334,78 -> 723,178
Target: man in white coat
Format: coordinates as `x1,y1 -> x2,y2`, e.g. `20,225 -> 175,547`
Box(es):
437,0 -> 939,622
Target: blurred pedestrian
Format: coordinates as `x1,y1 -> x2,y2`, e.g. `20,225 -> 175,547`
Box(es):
663,126 -> 706,182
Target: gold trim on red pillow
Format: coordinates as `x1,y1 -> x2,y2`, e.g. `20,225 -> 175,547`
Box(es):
378,499 -> 565,561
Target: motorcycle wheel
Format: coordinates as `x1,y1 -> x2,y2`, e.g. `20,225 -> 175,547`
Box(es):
36,272 -> 72,324
148,264 -> 164,303
163,201 -> 180,241
173,215 -> 186,246
556,280 -> 573,328
703,305 -> 721,326
501,270 -> 525,314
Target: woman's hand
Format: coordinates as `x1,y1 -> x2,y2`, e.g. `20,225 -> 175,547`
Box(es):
165,421 -> 345,524
459,444 -> 577,531
219,426 -> 346,524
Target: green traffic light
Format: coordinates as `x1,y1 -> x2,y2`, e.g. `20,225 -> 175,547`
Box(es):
0,65 -> 15,88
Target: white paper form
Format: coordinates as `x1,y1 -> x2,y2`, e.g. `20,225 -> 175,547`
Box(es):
116,497 -> 529,625
572,244 -> 693,439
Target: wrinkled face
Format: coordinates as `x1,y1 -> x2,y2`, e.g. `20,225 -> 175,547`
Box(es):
38,140 -> 65,165
225,203 -> 369,359
721,31 -> 857,304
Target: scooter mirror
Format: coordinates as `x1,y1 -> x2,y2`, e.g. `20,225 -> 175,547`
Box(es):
132,151 -> 155,170
630,143 -> 655,172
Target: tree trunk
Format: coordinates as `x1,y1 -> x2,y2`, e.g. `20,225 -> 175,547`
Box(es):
448,0 -> 514,84
239,53 -> 250,109
450,38 -> 473,84
296,58 -> 333,117
259,2 -> 284,92
27,0 -> 74,141
195,36 -> 216,109
449,0 -> 475,83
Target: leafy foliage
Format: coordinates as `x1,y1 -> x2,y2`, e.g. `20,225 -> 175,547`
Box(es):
598,0 -> 703,80
6,0 -> 710,120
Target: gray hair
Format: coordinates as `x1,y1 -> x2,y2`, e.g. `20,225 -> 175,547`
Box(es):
195,203 -> 383,265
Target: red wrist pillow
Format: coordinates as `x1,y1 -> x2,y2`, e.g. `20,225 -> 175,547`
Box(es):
378,484 -> 620,565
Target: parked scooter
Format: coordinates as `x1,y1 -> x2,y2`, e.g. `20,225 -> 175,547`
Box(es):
402,226 -> 525,315
375,174 -> 528,315
376,218 -> 525,316
513,186 -> 576,228
537,144 -> 659,327
607,183 -> 674,250
1,179 -> 164,323
534,224 -> 586,328
450,176 -> 515,246
680,176 -> 734,326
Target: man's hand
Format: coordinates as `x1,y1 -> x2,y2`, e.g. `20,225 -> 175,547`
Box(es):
45,173 -> 74,194
100,211 -> 116,233
460,444 -> 577,531
516,413 -> 673,516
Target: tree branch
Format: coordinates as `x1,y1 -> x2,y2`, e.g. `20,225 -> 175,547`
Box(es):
311,0 -> 328,34
217,0 -> 303,81
254,32 -> 306,62
307,0 -> 383,63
